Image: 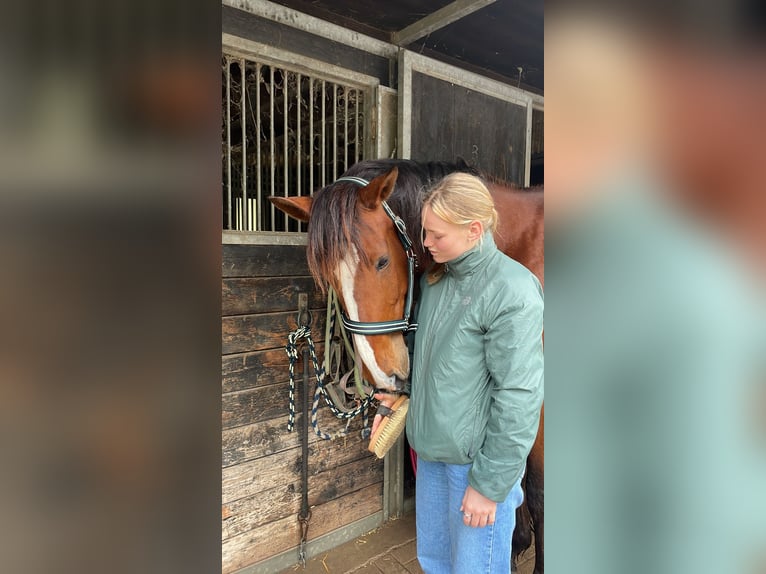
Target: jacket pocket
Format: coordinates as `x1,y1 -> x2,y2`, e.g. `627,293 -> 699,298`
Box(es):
463,403 -> 483,459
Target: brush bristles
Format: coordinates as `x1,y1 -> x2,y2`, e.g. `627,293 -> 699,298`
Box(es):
369,396 -> 409,459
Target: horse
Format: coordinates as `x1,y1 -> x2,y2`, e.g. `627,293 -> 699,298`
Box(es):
270,158 -> 544,573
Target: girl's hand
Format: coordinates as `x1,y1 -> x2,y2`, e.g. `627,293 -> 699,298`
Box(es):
370,393 -> 398,437
460,485 -> 497,528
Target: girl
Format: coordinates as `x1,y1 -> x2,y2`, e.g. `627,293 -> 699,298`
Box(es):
406,173 -> 544,573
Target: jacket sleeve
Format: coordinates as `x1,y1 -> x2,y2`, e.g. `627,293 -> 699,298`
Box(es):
468,274 -> 544,502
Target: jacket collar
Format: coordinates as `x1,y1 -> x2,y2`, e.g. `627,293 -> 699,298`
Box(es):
444,233 -> 497,279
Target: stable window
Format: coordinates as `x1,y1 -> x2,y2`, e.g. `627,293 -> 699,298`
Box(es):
222,52 -> 371,233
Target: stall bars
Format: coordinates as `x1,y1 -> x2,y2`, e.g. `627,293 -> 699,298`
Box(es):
222,54 -> 368,232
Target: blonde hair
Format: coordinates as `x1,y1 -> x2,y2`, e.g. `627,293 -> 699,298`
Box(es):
422,173 -> 498,283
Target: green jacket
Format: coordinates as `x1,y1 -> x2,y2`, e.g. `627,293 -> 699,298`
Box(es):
406,234 -> 544,502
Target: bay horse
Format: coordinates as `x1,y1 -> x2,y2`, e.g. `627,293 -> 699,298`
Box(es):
270,158 -> 544,573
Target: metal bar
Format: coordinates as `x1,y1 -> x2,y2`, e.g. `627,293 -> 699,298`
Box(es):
333,84 -> 338,180
296,73 -> 302,198
392,0 -> 496,46
401,49 -> 533,106
240,58 -> 247,231
397,51 -> 412,159
372,86 -> 386,159
270,66 -> 275,230
309,77 -> 314,195
364,90 -> 367,161
283,69 -> 289,230
221,0 -> 397,58
321,80 -> 326,187
223,35 -> 384,90
524,100 -> 532,187
343,86 -> 348,171
226,57 -> 232,230
256,63 -> 262,230
354,88 -> 359,163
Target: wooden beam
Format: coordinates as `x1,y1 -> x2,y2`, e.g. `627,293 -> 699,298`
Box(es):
222,0 -> 397,58
392,0 -> 496,46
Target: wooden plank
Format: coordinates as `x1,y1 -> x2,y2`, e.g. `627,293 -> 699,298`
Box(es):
222,483 -> 382,573
223,382 -> 300,430
222,346 -> 333,394
224,381 -> 352,431
222,276 -> 324,316
222,244 -> 309,278
222,411 -> 371,467
221,308 -> 326,355
222,427 -> 375,504
222,348 -> 291,394
222,456 -> 383,540
223,416 -> 300,468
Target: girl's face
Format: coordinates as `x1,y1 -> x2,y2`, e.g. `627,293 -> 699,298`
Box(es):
422,205 -> 480,263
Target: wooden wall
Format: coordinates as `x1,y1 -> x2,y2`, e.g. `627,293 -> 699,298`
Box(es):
410,71 -> 528,186
222,243 -> 384,573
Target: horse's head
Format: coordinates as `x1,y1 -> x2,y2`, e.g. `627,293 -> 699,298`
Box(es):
270,167 -> 411,393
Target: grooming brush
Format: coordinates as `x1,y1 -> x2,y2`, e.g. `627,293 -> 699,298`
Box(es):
368,395 -> 409,459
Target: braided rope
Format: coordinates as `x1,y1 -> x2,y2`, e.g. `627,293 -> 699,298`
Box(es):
285,324 -> 373,440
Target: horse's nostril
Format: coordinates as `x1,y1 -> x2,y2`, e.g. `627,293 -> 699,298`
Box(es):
394,376 -> 409,393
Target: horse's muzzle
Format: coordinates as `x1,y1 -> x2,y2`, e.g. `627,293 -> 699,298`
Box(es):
392,375 -> 409,394
376,374 -> 409,395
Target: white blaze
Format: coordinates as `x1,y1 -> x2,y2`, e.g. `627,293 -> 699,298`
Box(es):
337,246 -> 397,389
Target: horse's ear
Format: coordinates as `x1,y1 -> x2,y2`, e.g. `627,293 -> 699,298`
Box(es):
358,167 -> 399,209
268,195 -> 312,223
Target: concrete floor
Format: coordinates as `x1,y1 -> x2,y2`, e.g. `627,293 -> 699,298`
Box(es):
280,511 -> 536,574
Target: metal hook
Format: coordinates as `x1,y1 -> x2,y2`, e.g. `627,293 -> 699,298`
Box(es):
297,292 -> 312,327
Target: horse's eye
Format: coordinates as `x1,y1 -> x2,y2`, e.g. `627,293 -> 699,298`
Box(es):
376,256 -> 389,271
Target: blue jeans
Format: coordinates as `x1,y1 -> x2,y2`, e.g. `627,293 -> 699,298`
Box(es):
416,458 -> 524,574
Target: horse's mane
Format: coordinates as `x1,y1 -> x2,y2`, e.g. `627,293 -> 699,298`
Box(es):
306,158 -> 478,292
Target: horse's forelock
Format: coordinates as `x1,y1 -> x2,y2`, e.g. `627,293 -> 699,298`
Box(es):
306,181 -> 370,294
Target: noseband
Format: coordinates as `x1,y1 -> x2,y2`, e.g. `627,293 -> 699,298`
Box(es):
334,176 -> 418,335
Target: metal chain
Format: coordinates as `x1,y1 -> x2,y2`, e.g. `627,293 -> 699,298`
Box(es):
297,510 -> 311,566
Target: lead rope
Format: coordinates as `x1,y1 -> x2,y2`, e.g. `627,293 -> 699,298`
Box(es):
285,299 -> 374,567
285,305 -> 374,440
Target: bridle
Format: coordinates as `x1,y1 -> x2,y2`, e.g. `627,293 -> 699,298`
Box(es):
333,176 -> 418,335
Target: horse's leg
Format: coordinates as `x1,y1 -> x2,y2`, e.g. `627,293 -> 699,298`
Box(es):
526,406 -> 545,574
512,484 -> 533,571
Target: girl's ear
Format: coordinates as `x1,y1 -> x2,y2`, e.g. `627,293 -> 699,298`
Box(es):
467,220 -> 484,242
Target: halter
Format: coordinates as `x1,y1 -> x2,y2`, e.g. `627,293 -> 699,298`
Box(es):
334,176 -> 418,335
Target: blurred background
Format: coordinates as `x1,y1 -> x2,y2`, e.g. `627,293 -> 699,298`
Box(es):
0,1 -> 222,572
545,2 -> 766,573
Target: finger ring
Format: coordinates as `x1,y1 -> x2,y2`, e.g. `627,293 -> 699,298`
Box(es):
463,513 -> 472,518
